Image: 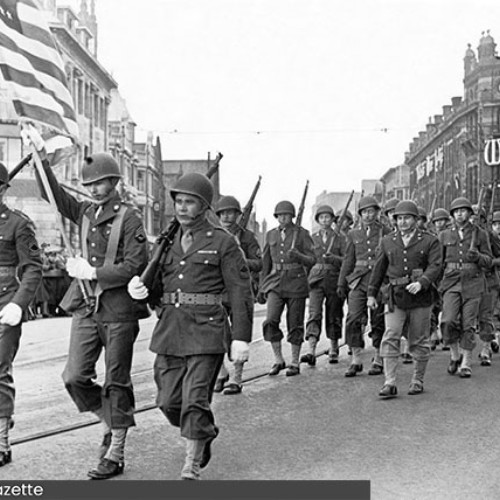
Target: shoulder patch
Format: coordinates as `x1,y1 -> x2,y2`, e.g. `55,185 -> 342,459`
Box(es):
134,226 -> 146,243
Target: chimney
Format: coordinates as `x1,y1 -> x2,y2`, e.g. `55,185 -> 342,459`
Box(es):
419,131 -> 427,143
434,115 -> 443,126
451,96 -> 462,109
442,105 -> 452,118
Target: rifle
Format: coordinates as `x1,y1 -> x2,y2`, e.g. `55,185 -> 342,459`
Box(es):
290,180 -> 309,249
427,195 -> 437,229
8,153 -> 33,181
325,190 -> 354,254
140,152 -> 223,288
470,184 -> 486,250
490,180 -> 497,221
239,175 -> 261,232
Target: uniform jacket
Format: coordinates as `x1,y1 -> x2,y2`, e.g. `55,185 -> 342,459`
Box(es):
368,228 -> 442,309
37,160 -> 149,322
485,229 -> 500,290
438,222 -> 492,299
148,219 -> 254,356
0,203 -> 42,312
308,227 -> 345,289
338,220 -> 391,291
260,224 -> 315,298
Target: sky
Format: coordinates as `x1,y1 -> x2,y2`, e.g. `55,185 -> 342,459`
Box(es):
67,0 -> 500,224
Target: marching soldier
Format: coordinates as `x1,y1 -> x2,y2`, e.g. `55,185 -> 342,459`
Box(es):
439,197 -> 492,378
128,173 -> 253,480
417,206 -> 428,231
213,195 -> 262,395
24,127 -> 150,479
0,162 -> 42,466
490,211 -> 500,352
259,201 -> 315,376
340,210 -> 354,234
383,197 -> 399,230
431,208 -> 451,234
302,205 -> 345,365
367,201 -> 442,398
338,196 -> 391,377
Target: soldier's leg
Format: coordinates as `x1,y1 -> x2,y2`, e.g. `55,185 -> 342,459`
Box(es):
0,323 -> 21,465
303,287 -> 324,365
214,359 -> 229,393
440,290 -> 463,374
368,298 -> 385,374
263,292 -> 286,373
458,296 -> 481,378
326,290 -> 343,363
154,354 -> 185,428
407,306 -> 432,393
478,290 -> 495,366
286,297 -> 306,376
492,290 -> 500,353
345,288 -> 366,375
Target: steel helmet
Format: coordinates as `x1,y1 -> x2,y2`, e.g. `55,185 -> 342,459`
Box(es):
492,211 -> 500,223
432,208 -> 450,222
384,197 -> 399,214
393,200 -> 419,218
449,197 -> 473,214
81,153 -> 121,186
0,162 -> 9,187
170,172 -> 214,207
358,196 -> 380,215
344,209 -> 354,222
315,204 -> 335,222
417,206 -> 428,222
274,200 -> 296,218
215,195 -> 242,214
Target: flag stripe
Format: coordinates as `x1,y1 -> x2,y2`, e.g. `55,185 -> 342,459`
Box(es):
13,100 -> 67,132
0,63 -> 76,120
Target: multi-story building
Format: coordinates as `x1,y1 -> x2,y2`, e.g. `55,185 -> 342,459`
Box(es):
379,164 -> 410,204
310,190 -> 362,233
408,32 -> 500,212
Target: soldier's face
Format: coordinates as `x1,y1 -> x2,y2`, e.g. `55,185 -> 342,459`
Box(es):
317,213 -> 333,229
396,215 -> 417,233
452,208 -> 470,226
493,222 -> 500,235
386,210 -> 396,227
360,207 -> 378,224
86,178 -> 116,205
277,213 -> 293,228
218,209 -> 239,228
434,219 -> 448,231
175,194 -> 205,226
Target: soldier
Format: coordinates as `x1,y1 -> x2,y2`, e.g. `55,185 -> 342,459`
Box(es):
259,201 -> 315,376
127,173 -> 253,480
431,208 -> 451,234
439,197 -> 492,378
24,127 -> 150,479
213,195 -> 262,395
367,201 -> 442,398
340,210 -> 354,234
338,196 -> 391,377
302,205 -> 345,365
383,197 -> 399,230
417,206 -> 428,231
490,211 -> 500,352
0,162 -> 42,466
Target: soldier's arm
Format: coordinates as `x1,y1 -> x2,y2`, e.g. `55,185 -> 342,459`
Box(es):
476,229 -> 493,268
260,235 -> 272,278
243,231 -> 263,273
418,236 -> 443,289
338,232 -> 355,289
367,239 -> 389,297
97,212 -> 149,291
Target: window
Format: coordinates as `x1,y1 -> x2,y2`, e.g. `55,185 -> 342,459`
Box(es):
0,141 -> 5,162
137,170 -> 145,192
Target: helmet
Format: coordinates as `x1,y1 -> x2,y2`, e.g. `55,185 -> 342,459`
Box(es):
384,197 -> 399,214
449,197 -> 473,214
344,209 -> 354,222
432,208 -> 450,222
215,195 -> 242,214
492,211 -> 500,223
0,162 -> 9,186
358,196 -> 380,215
393,200 -> 419,218
274,200 -> 296,218
417,206 -> 428,222
81,153 -> 121,186
170,172 -> 214,206
314,204 -> 335,222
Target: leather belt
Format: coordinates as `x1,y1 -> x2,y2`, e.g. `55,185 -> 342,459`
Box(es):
0,266 -> 16,277
446,263 -> 477,270
163,291 -> 222,306
272,263 -> 302,271
314,264 -> 335,270
389,276 -> 411,286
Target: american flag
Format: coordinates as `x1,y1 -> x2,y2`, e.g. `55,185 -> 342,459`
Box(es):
0,0 -> 78,139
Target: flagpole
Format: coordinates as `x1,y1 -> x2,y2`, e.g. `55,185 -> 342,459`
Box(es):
31,147 -> 94,309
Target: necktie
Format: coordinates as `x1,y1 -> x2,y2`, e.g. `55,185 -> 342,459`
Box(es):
281,229 -> 286,242
95,206 -> 102,219
181,230 -> 193,253
321,230 -> 328,244
458,228 -> 464,240
366,226 -> 371,238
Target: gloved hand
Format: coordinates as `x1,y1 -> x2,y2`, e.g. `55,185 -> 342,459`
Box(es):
367,296 -> 378,310
0,303 -> 23,326
20,124 -> 45,152
127,275 -> 149,300
466,249 -> 480,263
287,248 -> 303,263
231,340 -> 250,363
336,287 -> 347,301
323,253 -> 335,264
256,291 -> 267,305
66,257 -> 97,280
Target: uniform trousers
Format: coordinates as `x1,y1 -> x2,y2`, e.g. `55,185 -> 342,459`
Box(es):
262,292 -> 306,345
62,315 -> 139,428
154,353 -> 223,440
306,285 -> 343,341
478,289 -> 497,343
380,305 -> 431,361
440,289 -> 481,351
345,287 -> 385,349
0,323 -> 21,418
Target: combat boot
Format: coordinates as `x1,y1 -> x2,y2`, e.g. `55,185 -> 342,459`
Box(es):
181,438 -> 205,480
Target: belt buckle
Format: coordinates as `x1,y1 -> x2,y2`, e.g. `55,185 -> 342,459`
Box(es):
174,290 -> 181,308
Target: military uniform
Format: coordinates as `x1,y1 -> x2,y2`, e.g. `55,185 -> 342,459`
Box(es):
148,218 -> 253,439
0,204 -> 42,418
37,160 -> 149,429
260,224 -> 315,347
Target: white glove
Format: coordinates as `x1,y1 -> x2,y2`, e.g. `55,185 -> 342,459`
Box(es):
127,275 -> 149,300
20,124 -> 45,152
0,303 -> 23,326
231,340 -> 250,363
66,257 -> 97,280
